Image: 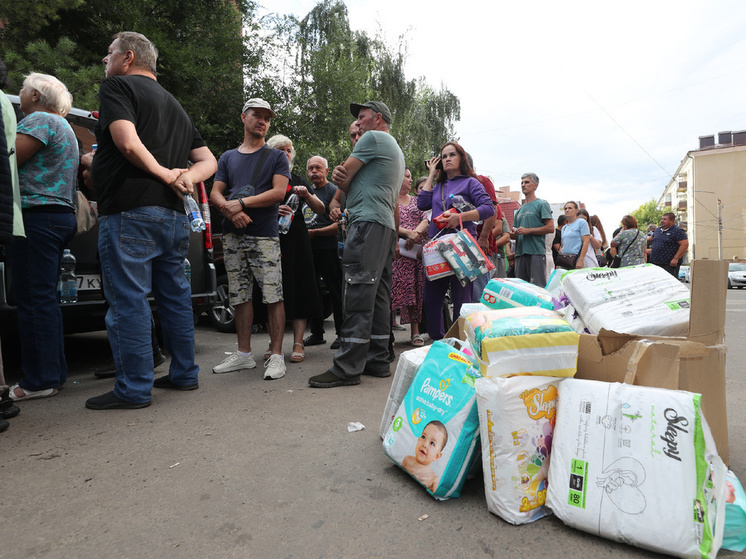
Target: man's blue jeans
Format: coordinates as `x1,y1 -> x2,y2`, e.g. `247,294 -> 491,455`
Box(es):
9,210 -> 76,391
99,207 -> 198,403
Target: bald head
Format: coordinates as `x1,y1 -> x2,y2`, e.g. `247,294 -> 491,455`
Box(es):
307,156 -> 329,188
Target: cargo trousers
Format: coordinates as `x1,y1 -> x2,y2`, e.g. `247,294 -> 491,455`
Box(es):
331,221 -> 396,379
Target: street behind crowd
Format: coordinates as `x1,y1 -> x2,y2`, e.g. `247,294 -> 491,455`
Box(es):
2,288 -> 745,559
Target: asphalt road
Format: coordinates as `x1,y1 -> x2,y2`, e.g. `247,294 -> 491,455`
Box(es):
2,288 -> 745,559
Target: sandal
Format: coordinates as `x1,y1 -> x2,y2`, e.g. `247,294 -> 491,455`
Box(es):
290,342 -> 305,363
8,383 -> 58,402
411,334 -> 425,347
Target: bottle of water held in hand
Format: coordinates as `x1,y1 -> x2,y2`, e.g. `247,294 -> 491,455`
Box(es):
183,195 -> 206,232
337,212 -> 347,259
278,194 -> 299,234
58,249 -> 78,304
449,194 -> 481,224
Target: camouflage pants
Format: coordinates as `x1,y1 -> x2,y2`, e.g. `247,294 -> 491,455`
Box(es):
223,233 -> 283,306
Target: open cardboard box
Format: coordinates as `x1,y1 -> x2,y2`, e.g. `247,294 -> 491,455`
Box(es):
445,259 -> 730,464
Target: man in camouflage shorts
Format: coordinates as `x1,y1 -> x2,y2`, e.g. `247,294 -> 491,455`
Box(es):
209,98 -> 290,380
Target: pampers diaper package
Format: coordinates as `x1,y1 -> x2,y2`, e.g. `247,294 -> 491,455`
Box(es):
463,307 -> 579,377
383,341 -> 481,500
546,378 -> 726,558
480,278 -> 555,311
560,264 -> 692,337
475,375 -> 561,524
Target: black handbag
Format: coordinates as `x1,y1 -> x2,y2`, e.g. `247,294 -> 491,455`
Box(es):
609,230 -> 639,268
556,252 -> 579,270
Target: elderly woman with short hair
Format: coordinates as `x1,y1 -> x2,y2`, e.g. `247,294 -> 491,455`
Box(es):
8,73 -> 79,402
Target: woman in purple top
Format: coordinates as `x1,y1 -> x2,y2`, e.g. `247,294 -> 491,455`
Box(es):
417,141 -> 494,340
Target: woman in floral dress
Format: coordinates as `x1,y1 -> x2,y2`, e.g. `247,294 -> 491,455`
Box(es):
392,169 -> 428,346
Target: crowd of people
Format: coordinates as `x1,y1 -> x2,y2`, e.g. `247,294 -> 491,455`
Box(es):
0,31 -> 691,426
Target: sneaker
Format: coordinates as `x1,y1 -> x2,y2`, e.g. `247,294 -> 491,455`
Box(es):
308,370 -> 360,388
330,337 -> 342,350
264,354 -> 286,380
303,334 -> 326,346
213,351 -> 256,374
85,391 -> 151,410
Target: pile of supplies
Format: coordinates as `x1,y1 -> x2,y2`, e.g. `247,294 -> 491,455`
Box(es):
380,260 -> 739,557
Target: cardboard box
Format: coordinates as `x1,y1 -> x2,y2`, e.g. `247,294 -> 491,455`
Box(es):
446,259 -> 730,464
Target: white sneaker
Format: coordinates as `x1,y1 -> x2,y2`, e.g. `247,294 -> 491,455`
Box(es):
213,351 -> 256,374
263,354 -> 286,380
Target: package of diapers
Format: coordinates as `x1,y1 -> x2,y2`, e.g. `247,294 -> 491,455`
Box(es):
723,469 -> 746,552
380,346 -> 431,439
560,264 -> 691,336
475,375 -> 561,524
383,341 -> 481,500
463,307 -> 579,377
481,278 -> 555,311
546,378 -> 726,558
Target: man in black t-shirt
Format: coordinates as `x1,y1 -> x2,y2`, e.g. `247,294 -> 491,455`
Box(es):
86,32 -> 217,410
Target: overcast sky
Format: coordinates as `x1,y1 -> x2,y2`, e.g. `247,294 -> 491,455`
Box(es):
258,0 -> 746,232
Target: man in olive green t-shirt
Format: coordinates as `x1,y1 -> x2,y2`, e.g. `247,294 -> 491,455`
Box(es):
510,172 -> 554,287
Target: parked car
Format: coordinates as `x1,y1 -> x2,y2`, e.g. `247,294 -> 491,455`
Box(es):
728,262 -> 746,289
678,265 -> 690,283
0,95 -> 216,334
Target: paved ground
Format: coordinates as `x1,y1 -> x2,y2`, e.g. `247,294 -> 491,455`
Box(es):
2,289 -> 745,558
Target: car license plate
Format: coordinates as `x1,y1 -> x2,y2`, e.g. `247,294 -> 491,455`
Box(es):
78,274 -> 102,291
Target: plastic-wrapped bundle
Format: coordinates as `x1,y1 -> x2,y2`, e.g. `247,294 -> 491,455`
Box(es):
475,375 -> 561,524
379,346 -> 431,439
383,341 -> 481,500
560,264 -> 691,336
464,307 -> 579,377
547,378 -> 726,558
480,277 -> 555,311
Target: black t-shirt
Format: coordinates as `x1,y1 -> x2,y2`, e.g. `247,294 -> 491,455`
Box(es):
92,75 -> 205,215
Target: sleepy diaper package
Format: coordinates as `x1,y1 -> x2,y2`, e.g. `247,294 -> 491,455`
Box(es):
463,307 -> 579,377
383,341 -> 481,500
560,264 -> 692,337
546,378 -> 726,558
475,375 -> 561,524
480,278 -> 555,311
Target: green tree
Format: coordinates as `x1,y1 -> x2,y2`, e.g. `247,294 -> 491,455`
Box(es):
1,0 -> 253,154
630,198 -> 664,231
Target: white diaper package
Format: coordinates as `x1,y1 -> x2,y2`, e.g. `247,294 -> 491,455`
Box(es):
560,264 -> 691,336
475,375 -> 561,524
459,302 -> 491,318
547,378 -> 726,558
481,278 -> 555,311
380,346 -> 431,439
383,341 -> 481,500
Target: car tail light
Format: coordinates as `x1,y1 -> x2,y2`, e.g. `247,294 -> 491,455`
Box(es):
197,181 -> 213,250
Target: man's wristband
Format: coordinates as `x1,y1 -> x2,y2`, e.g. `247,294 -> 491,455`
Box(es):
239,197 -> 245,209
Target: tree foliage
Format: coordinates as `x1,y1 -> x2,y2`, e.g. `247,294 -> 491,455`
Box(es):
1,0 -> 461,182
630,198 -> 664,231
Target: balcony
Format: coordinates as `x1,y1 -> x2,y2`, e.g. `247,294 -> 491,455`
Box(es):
677,181 -> 687,193
677,200 -> 687,211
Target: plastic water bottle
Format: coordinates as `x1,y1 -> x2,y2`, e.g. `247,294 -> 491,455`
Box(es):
449,194 -> 481,224
183,195 -> 206,232
278,194 -> 299,234
337,212 -> 347,259
184,258 -> 191,286
59,249 -> 78,304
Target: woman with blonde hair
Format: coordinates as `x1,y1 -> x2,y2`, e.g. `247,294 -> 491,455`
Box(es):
8,73 -> 78,401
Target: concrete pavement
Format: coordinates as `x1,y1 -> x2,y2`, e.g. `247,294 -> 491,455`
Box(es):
2,290 -> 745,558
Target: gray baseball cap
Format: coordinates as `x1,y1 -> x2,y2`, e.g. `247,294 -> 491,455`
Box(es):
242,98 -> 276,118
350,101 -> 391,124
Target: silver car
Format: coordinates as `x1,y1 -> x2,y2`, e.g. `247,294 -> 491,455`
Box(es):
728,262 -> 746,289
